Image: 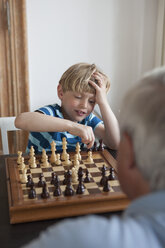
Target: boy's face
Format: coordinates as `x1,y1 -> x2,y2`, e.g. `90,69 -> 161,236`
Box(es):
58,86 -> 96,122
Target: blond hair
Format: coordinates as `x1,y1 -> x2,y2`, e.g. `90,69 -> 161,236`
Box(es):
59,63 -> 110,94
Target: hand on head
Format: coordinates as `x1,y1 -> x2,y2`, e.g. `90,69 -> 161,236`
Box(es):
88,72 -> 109,105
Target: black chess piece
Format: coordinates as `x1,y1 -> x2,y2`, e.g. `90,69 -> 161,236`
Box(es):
64,170 -> 74,196
103,178 -> 110,192
108,167 -> 116,180
26,175 -> 34,187
76,167 -> 85,194
92,141 -> 98,152
84,169 -> 90,183
41,184 -> 50,199
38,174 -> 45,187
100,164 -> 107,186
53,180 -> 61,196
98,139 -> 104,151
54,174 -> 60,186
28,185 -> 36,199
51,172 -> 56,185
63,170 -> 68,185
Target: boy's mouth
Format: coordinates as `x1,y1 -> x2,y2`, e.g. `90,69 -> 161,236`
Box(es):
75,110 -> 86,116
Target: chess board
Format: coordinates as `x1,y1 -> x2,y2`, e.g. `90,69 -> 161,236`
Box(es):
5,149 -> 129,224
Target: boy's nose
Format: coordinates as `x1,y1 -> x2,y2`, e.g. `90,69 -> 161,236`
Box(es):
80,100 -> 88,109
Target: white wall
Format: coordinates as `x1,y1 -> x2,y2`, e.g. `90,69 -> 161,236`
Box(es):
26,0 -> 158,117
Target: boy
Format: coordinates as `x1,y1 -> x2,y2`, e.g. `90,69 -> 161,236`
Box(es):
23,66 -> 165,248
15,63 -> 120,153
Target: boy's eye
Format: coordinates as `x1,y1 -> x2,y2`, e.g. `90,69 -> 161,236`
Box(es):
89,100 -> 95,104
75,95 -> 81,99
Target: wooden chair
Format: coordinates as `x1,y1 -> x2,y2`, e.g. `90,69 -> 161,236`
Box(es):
0,116 -> 19,154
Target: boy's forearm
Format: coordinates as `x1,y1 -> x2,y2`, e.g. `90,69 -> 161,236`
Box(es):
15,112 -> 73,132
98,102 -> 120,149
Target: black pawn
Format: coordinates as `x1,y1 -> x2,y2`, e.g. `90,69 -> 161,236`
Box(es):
76,167 -> 85,194
38,174 -> 45,187
84,169 -> 90,183
98,139 -> 104,151
103,178 -> 110,192
53,180 -> 61,196
64,170 -> 74,196
63,171 -> 68,185
100,164 -> 107,186
26,175 -> 34,188
28,185 -> 36,199
51,172 -> 56,185
108,167 -> 115,181
41,184 -> 50,199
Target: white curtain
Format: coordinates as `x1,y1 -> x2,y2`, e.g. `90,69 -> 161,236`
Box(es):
155,0 -> 165,66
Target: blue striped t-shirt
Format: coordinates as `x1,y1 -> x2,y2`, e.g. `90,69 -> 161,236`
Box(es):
26,104 -> 103,154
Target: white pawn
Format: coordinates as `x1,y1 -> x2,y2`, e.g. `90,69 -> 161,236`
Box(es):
73,154 -> 80,167
20,168 -> 27,184
41,149 -> 50,167
55,153 -> 62,165
30,155 -> 37,168
72,167 -> 78,183
19,157 -> 26,170
86,150 -> 94,163
64,153 -> 72,166
17,151 -> 22,165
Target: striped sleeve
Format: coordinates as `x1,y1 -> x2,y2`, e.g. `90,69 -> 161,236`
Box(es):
86,113 -> 103,130
37,105 -> 56,117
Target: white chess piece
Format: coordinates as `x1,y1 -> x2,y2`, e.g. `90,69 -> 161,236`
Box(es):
86,151 -> 94,163
19,157 -> 26,170
50,141 -> 57,163
20,168 -> 27,184
74,154 -> 80,167
55,153 -> 62,165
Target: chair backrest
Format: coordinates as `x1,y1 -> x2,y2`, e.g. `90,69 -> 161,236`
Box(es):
0,117 -> 20,154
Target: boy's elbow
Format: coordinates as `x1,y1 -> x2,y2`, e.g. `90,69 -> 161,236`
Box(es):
15,113 -> 25,129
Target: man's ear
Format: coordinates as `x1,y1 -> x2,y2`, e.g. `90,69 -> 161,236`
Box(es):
57,84 -> 64,100
123,132 -> 135,169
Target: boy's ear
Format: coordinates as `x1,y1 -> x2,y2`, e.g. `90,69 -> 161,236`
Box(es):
57,84 -> 64,100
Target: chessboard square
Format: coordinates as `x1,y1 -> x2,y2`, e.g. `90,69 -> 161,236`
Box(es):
84,182 -> 98,189
87,188 -> 101,194
42,167 -> 53,172
83,189 -> 89,195
79,164 -> 86,169
35,188 -> 42,194
93,158 -> 104,163
96,162 -> 108,168
23,189 -> 29,195
109,181 -> 120,187
30,172 -> 42,178
30,168 -> 42,173
88,167 -> 100,173
90,172 -> 101,177
60,185 -> 66,192
48,186 -> 54,193
43,172 -> 52,177
45,176 -> 52,182
93,176 -> 101,183
85,164 -> 96,169
53,166 -> 64,172
112,186 -> 121,192
33,178 -> 39,183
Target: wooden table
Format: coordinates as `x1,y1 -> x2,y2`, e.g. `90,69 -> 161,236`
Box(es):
0,150 -> 126,248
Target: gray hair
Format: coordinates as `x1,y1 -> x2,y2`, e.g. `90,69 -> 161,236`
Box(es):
119,66 -> 165,191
